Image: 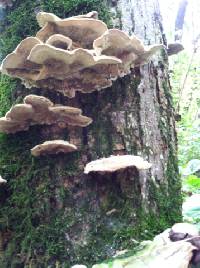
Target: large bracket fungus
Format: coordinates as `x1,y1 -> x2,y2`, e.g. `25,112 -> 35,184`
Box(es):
31,140 -> 77,157
84,155 -> 152,174
0,95 -> 92,134
93,29 -> 163,75
36,12 -> 107,49
0,11 -> 163,98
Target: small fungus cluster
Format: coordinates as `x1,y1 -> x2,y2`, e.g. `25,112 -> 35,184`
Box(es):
0,11 -> 163,97
0,94 -> 92,134
31,140 -> 77,157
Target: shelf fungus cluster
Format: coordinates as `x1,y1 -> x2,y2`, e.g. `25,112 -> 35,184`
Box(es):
0,11 -> 163,97
31,140 -> 77,157
0,94 -> 92,134
84,155 -> 152,174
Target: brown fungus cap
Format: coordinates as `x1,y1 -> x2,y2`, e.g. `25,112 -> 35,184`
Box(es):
36,12 -> 108,49
93,29 -> 163,74
0,37 -> 42,80
31,140 -> 77,157
26,45 -> 121,97
0,95 -> 92,134
84,155 -> 152,174
46,34 -> 73,50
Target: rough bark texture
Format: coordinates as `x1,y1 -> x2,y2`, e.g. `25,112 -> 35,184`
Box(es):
0,1 -> 182,267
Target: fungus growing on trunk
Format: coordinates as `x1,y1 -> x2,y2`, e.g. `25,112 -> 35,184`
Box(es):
26,45 -> 121,97
93,29 -> 163,75
46,34 -> 73,50
84,155 -> 152,174
36,12 -> 108,49
0,37 -> 42,80
31,140 -> 77,157
0,11 -> 164,98
0,95 -> 92,134
0,176 -> 7,184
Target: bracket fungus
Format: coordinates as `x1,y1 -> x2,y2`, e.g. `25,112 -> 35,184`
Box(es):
0,37 -> 42,81
93,29 -> 163,74
84,155 -> 152,174
36,12 -> 108,49
0,11 -> 163,97
0,95 -> 92,134
0,176 -> 7,184
26,45 -> 120,97
31,140 -> 77,157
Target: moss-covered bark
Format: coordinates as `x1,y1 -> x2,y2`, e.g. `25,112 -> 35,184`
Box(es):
0,1 -> 182,267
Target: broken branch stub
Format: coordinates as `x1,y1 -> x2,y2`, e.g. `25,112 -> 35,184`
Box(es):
0,95 -> 92,134
84,155 -> 152,174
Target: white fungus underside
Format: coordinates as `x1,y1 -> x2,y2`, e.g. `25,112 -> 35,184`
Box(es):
84,155 -> 152,174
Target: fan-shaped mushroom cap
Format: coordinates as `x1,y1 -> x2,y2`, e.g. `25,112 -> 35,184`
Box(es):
93,29 -> 163,74
0,117 -> 29,134
49,106 -> 92,127
36,12 -> 108,48
0,175 -> 7,184
24,94 -> 53,109
0,37 -> 42,79
0,95 -> 92,134
5,104 -> 34,121
84,155 -> 152,174
31,140 -> 77,157
46,34 -> 72,50
25,45 -> 121,97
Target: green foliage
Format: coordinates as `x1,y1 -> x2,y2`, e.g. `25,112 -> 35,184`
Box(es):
170,51 -> 200,166
184,175 -> 200,192
0,76 -> 17,116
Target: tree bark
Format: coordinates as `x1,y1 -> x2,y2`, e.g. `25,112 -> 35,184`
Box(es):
0,1 -> 182,267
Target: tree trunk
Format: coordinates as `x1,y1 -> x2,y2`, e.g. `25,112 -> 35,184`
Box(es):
0,1 -> 182,267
